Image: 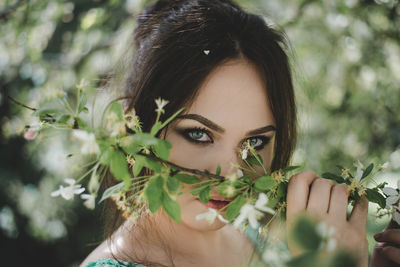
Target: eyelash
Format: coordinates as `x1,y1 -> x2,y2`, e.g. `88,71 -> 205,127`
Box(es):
178,127 -> 271,150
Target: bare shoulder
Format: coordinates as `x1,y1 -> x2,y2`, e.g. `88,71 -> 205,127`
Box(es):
80,240 -> 114,267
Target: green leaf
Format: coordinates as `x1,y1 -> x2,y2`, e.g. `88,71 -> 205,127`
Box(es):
132,155 -> 145,177
153,139 -> 172,161
99,147 -> 114,165
190,184 -> 210,196
283,165 -> 301,172
77,90 -> 87,113
276,181 -> 287,199
144,176 -> 164,213
120,136 -> 142,155
246,154 -> 263,167
365,188 -> 386,209
109,102 -> 124,120
254,176 -> 275,192
57,114 -> 71,124
321,172 -> 345,183
150,121 -> 163,136
134,154 -> 161,173
216,164 -> 221,176
166,176 -> 179,193
217,181 -> 238,197
199,185 -> 211,203
290,215 -> 322,251
110,149 -> 131,181
361,163 -> 374,179
286,251 -> 319,267
99,182 -> 125,203
225,194 -> 245,221
173,173 -> 200,184
161,191 -> 181,223
74,116 -> 86,129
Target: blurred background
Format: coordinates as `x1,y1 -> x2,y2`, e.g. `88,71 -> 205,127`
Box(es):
0,0 -> 399,266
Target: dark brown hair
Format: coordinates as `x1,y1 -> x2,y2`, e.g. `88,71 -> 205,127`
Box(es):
103,0 -> 297,265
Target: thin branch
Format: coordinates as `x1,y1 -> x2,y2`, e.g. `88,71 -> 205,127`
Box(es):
0,0 -> 28,22
137,151 -> 225,181
7,95 -> 36,111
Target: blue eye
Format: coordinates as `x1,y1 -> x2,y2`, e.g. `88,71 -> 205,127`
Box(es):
180,127 -> 213,144
246,136 -> 271,150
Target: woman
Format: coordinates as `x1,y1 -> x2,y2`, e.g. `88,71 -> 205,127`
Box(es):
81,0 -> 399,266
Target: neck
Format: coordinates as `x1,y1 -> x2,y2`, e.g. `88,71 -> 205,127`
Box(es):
114,211 -> 249,266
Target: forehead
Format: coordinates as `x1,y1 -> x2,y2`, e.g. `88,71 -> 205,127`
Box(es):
185,58 -> 275,129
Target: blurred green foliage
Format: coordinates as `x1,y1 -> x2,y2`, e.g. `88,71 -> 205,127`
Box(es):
0,0 -> 399,266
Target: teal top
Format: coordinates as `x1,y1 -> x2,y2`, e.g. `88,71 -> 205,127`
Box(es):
85,226 -> 280,267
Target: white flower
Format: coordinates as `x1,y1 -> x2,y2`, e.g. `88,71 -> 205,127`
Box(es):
379,162 -> 390,170
155,97 -> 169,114
195,208 -> 228,224
316,222 -> 337,252
233,193 -> 275,229
392,204 -> 400,225
237,169 -> 244,178
51,178 -> 85,200
241,148 -> 248,160
203,50 -> 210,55
353,160 -> 364,181
81,193 -> 96,210
72,129 -> 100,155
383,180 -> 400,210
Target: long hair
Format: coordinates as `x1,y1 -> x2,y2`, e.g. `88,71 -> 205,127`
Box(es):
103,0 -> 297,265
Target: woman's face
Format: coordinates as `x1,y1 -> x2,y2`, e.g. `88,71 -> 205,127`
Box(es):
162,57 -> 276,231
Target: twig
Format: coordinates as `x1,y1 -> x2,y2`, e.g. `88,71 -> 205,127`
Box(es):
7,95 -> 37,111
137,151 -> 225,181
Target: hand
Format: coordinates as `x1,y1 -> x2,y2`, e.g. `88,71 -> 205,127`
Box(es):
286,170 -> 369,267
370,219 -> 400,267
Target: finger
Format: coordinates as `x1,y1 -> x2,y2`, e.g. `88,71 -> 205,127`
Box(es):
374,229 -> 400,244
306,178 -> 334,218
382,246 -> 400,264
328,184 -> 349,221
286,171 -> 318,221
349,195 -> 368,229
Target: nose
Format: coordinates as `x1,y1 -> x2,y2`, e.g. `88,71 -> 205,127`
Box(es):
210,144 -> 242,178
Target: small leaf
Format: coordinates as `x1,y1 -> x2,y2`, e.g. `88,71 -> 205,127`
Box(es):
321,172 -> 345,183
361,163 -> 374,179
99,182 -> 125,203
365,188 -> 386,209
290,215 -> 322,251
283,165 -> 301,172
161,191 -> 181,223
286,251 -> 319,267
77,90 -> 87,113
217,181 -> 238,197
153,139 -> 172,161
145,176 -> 164,213
110,150 -> 131,181
254,176 -> 275,192
199,185 -> 211,203
225,194 -> 245,221
166,176 -> 179,193
246,154 -> 263,167
109,102 -> 124,120
216,164 -> 221,176
135,154 -> 161,173
57,114 -> 71,124
173,173 -> 200,184
150,121 -> 163,136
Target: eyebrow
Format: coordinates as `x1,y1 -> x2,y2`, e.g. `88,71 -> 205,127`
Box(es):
175,114 -> 276,136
